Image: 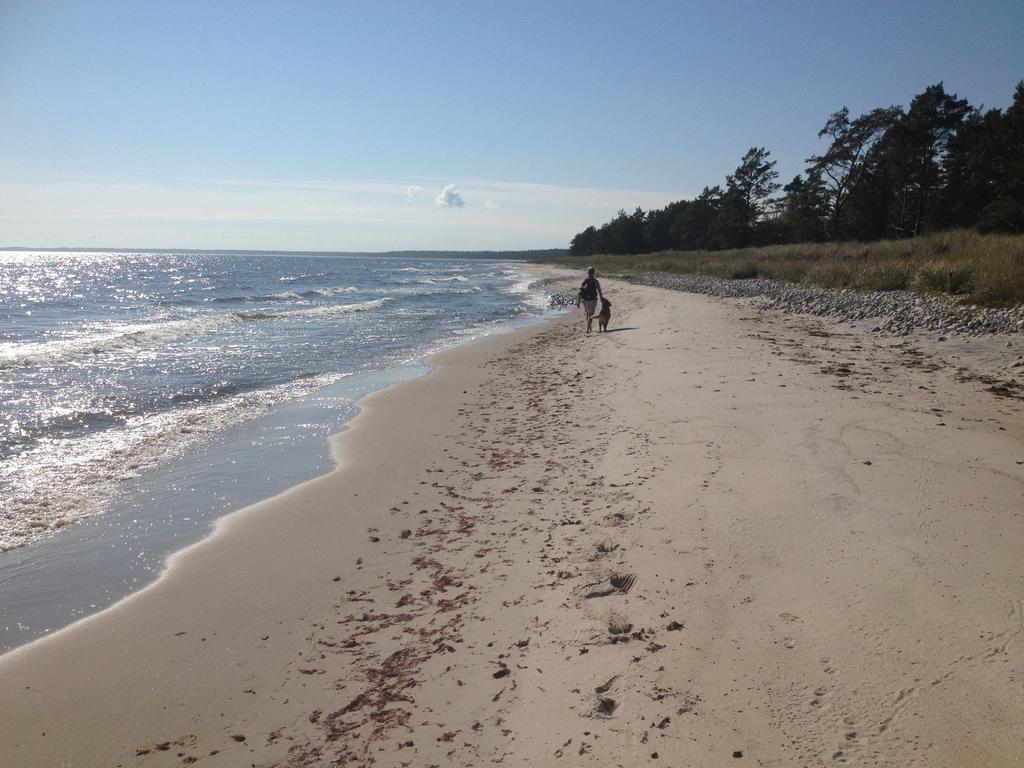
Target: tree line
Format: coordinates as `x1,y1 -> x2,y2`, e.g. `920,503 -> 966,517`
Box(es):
569,82 -> 1024,256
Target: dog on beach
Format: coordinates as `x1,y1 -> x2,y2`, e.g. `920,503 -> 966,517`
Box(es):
596,297 -> 612,332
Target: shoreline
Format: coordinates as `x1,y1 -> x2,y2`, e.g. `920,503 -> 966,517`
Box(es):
1,273 -> 1021,766
0,253 -> 555,555
0,302 -> 563,656
0,362 -> 419,656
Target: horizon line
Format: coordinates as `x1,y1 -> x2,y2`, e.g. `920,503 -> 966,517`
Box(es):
0,245 -> 569,256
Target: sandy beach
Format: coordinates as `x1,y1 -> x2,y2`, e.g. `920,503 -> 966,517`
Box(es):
1,271 -> 1022,767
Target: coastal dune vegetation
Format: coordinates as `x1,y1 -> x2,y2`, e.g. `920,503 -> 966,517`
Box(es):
569,229 -> 1024,307
566,81 -> 1024,307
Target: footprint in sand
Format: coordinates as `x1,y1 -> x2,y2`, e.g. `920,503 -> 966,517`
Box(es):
609,573 -> 636,592
595,675 -> 619,694
593,676 -> 620,717
608,613 -> 633,635
595,696 -> 618,716
584,572 -> 636,599
810,685 -> 833,710
605,510 -> 635,526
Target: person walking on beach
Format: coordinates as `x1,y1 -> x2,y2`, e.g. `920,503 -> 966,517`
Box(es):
577,267 -> 604,334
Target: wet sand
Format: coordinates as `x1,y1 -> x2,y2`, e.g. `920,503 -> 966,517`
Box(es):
1,274 -> 1022,767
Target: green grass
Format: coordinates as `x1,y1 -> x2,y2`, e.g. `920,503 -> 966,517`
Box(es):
556,230 -> 1024,307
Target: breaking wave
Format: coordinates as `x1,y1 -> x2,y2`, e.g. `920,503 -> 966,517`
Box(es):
212,285 -> 360,303
0,372 -> 350,551
0,299 -> 387,372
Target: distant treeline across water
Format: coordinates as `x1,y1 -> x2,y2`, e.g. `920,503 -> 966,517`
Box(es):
570,81 -> 1024,256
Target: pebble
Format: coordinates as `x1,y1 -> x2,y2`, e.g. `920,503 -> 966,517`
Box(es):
613,272 -> 1024,337
544,289 -> 579,308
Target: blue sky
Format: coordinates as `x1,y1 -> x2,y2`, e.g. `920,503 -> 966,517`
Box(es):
1,0 -> 1022,250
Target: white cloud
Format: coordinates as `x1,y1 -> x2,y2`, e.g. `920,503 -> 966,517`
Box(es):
434,184 -> 465,208
406,184 -> 423,200
484,200 -> 499,210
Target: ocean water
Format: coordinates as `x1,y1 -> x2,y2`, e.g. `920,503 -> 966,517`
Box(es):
0,251 -> 560,649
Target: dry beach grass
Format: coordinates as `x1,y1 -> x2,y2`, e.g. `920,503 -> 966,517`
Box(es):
571,229 -> 1024,307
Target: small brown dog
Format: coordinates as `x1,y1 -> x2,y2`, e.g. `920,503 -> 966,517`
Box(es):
596,297 -> 612,332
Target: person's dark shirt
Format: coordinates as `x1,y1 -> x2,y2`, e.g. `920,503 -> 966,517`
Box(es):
580,277 -> 600,301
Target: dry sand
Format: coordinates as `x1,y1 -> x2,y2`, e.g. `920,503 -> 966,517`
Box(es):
0,273 -> 1022,767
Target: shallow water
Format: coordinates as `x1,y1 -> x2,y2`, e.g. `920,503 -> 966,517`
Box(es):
0,252 -> 551,550
0,252 -> 561,651
0,363 -> 428,651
